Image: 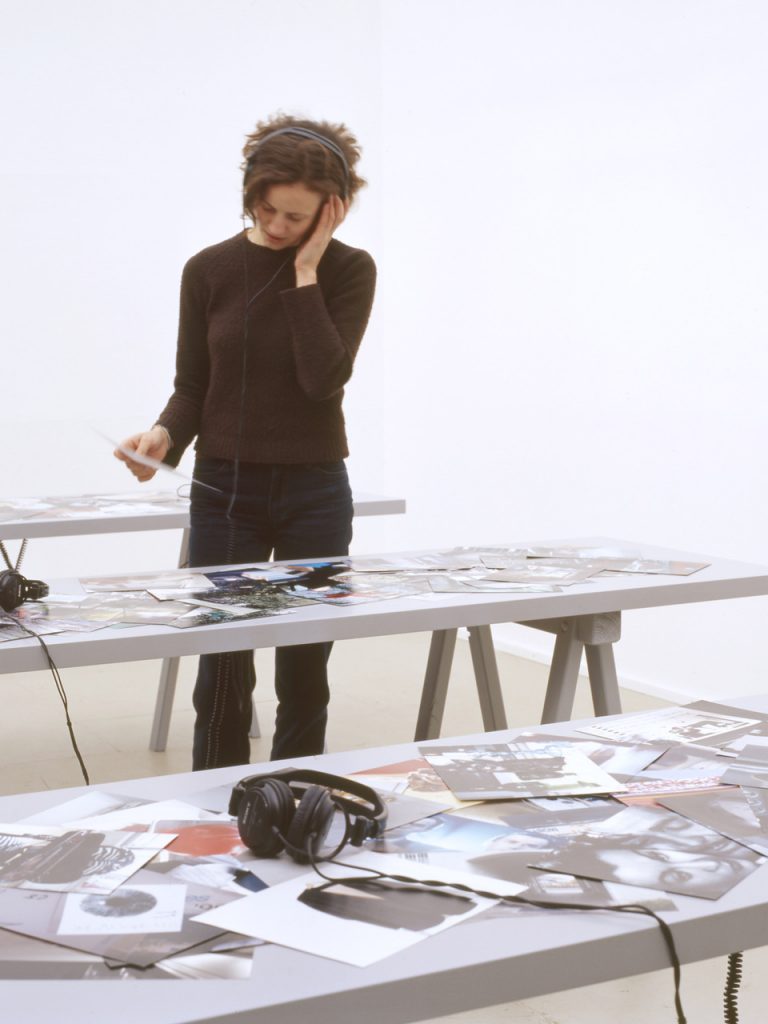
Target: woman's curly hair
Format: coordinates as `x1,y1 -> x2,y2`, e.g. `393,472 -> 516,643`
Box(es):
242,113 -> 367,216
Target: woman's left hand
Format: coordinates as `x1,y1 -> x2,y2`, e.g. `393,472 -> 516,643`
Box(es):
294,195 -> 349,286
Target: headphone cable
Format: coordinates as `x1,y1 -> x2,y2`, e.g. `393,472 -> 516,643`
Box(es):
303,854 -> 688,1024
13,621 -> 90,785
226,229 -> 292,522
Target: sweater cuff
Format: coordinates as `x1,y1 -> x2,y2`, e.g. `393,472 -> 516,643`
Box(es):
153,423 -> 174,450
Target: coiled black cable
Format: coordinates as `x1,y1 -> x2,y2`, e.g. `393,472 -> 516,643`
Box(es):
723,951 -> 743,1024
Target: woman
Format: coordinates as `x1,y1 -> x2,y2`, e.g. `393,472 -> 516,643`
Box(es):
116,115 -> 376,770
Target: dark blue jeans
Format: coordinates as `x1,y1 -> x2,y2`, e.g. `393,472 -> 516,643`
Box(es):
188,457 -> 353,770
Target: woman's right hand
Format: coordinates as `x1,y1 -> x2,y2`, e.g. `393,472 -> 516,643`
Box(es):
114,425 -> 170,483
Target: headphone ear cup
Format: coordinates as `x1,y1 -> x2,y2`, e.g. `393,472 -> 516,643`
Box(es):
284,785 -> 335,864
0,570 -> 20,613
237,778 -> 295,857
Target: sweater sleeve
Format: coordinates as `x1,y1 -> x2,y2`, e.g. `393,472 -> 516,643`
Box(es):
279,248 -> 376,401
155,257 -> 210,468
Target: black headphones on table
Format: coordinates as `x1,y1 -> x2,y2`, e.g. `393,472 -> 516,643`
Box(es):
0,570 -> 49,613
229,768 -> 388,865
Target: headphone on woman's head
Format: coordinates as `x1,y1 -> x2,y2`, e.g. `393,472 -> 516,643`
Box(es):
229,768 -> 387,864
243,126 -> 351,199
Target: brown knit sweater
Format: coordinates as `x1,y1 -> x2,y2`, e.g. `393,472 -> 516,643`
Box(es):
156,232 -> 376,467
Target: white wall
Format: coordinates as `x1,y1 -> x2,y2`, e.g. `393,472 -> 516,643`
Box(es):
3,1 -> 768,703
2,0 -> 385,576
356,0 -> 768,703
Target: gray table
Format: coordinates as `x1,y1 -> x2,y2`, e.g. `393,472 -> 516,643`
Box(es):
3,539 -> 768,746
0,696 -> 767,1024
0,489 -> 406,749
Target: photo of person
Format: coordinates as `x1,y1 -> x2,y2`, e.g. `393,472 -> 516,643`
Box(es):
530,804 -> 764,899
659,789 -> 768,856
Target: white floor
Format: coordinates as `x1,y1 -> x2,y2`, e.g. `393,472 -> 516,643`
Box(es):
1,632 -> 765,1021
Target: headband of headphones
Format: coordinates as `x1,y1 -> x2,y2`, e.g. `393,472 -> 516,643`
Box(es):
229,767 -> 387,842
243,126 -> 350,196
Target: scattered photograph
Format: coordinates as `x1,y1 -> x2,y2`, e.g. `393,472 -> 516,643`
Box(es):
57,884 -> 187,935
720,745 -> 768,789
428,576 -> 561,595
0,863 -> 243,968
80,571 -> 214,593
168,606 -> 280,629
0,825 -> 172,894
516,731 -> 668,778
531,803 -> 764,899
482,565 -> 599,585
369,811 -> 550,857
347,552 -> 481,572
594,559 -> 709,576
351,758 -> 469,810
629,743 -> 731,783
577,707 -> 761,746
659,789 -> 768,856
0,617 -> 64,642
419,741 -> 624,801
617,775 -> 729,801
525,544 -> 642,560
191,870 -> 495,967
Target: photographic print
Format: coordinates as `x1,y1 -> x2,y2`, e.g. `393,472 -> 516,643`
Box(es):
57,884 -> 186,935
531,804 -> 764,899
0,825 -> 172,894
659,789 -> 768,856
577,706 -> 761,745
0,864 -> 244,968
721,745 -> 768,789
428,575 -> 561,594
419,742 -> 624,801
351,758 -> 469,810
516,730 -> 668,778
80,571 -> 214,593
630,743 -> 731,783
191,869 -> 495,967
348,552 -> 481,572
593,559 -> 709,576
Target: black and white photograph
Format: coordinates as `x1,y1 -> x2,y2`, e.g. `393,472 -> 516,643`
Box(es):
531,804 -> 765,899
191,870 -> 495,967
578,707 -> 762,746
0,825 -> 172,894
420,742 -> 624,801
721,745 -> 768,790
659,789 -> 768,856
0,863 -> 245,968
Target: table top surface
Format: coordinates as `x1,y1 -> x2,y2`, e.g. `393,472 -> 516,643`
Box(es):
1,695 -> 767,1024
0,490 -> 406,540
2,538 -> 768,674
